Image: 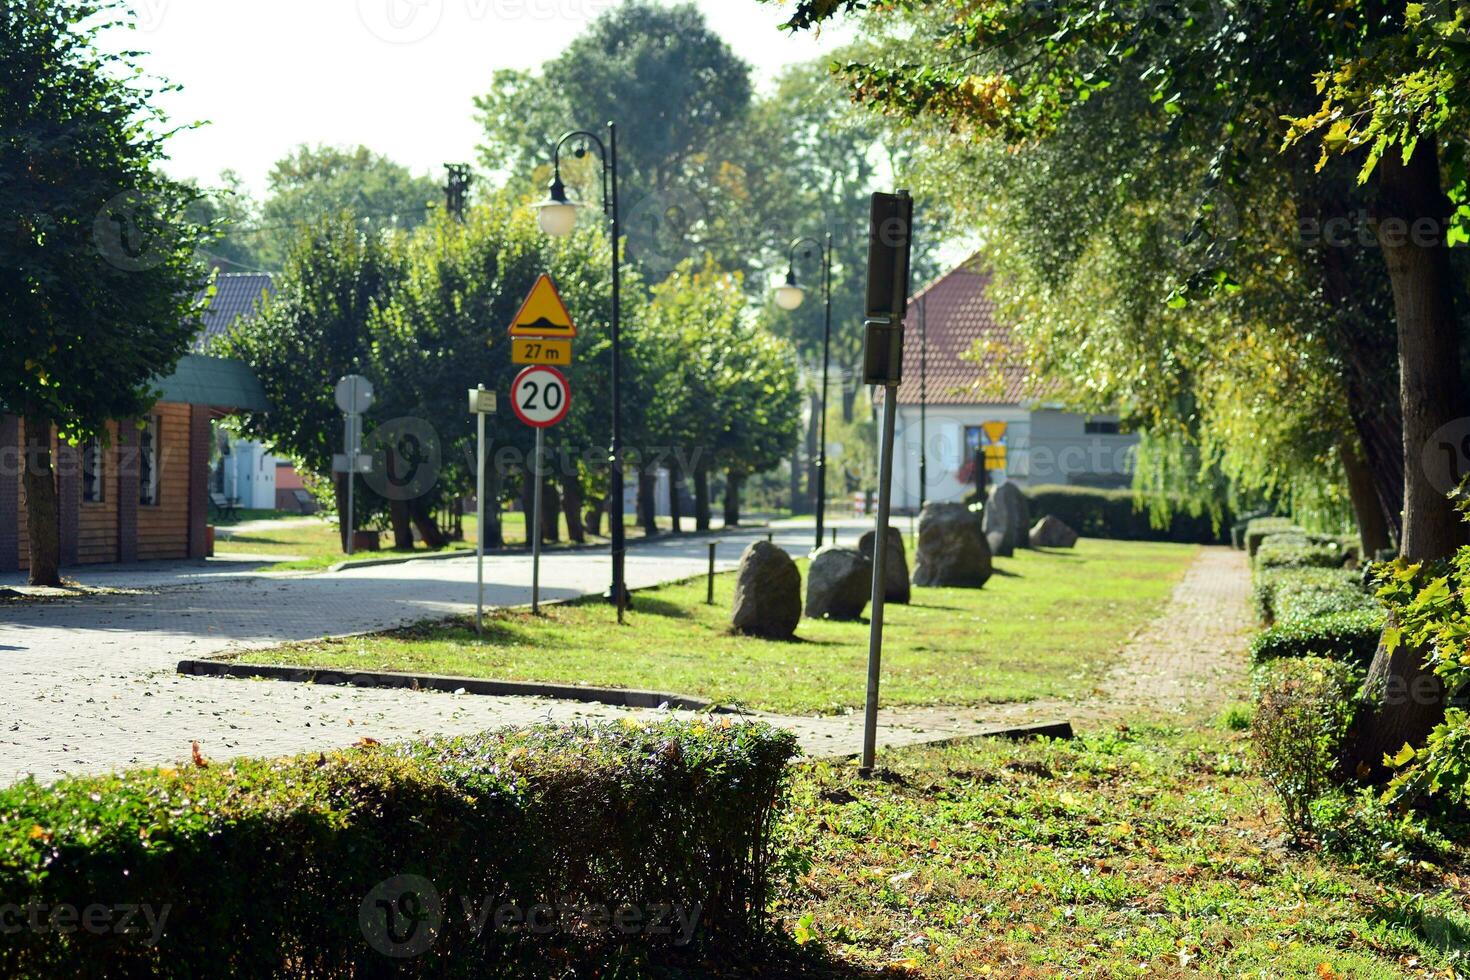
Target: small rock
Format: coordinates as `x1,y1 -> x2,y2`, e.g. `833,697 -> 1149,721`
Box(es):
805,547 -> 871,621
731,541 -> 802,639
982,481 -> 1032,554
913,502 -> 993,588
1029,515 -> 1080,549
858,526 -> 910,604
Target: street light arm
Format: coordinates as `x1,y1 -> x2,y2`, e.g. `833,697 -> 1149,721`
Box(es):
785,235 -> 826,278
551,130 -> 612,216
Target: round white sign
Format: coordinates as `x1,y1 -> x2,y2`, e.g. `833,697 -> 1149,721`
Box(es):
511,366 -> 570,429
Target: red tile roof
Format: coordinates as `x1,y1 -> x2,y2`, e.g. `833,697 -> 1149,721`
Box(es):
894,254 -> 1046,406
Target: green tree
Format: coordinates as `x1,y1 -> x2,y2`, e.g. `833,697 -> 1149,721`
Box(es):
215,213 -> 405,550
252,145 -> 439,268
0,0 -> 210,585
183,171 -> 265,273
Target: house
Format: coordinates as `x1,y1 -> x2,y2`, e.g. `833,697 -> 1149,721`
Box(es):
0,356 -> 269,571
886,255 -> 1140,511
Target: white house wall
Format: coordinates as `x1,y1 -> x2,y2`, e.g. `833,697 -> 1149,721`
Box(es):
888,405 -> 1138,511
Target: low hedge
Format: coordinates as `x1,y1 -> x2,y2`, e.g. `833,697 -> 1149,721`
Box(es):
1254,532 -> 1354,571
0,719 -> 799,978
1248,608 -> 1385,669
1244,517 -> 1302,557
1252,567 -> 1374,626
1022,485 -> 1228,544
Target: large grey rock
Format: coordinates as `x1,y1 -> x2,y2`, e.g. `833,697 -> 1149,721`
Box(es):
913,503 -> 993,588
805,546 -> 871,620
731,541 -> 801,638
858,526 -> 910,604
986,530 -> 1012,558
1030,515 -> 1079,549
982,481 -> 1031,555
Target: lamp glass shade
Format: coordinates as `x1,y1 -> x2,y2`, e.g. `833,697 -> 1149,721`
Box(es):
535,200 -> 580,237
774,283 -> 806,311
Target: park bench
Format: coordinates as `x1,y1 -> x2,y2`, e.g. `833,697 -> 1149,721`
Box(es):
208,492 -> 240,521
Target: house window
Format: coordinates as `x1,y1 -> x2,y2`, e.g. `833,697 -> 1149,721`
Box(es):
139,416 -> 160,506
1084,420 -> 1121,435
82,437 -> 105,503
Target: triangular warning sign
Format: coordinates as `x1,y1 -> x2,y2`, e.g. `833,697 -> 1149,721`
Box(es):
508,274 -> 577,338
981,421 -> 1008,444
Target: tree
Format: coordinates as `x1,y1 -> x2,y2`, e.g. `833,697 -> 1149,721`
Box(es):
253,145 -> 439,268
215,213 -> 404,549
768,0 -> 1468,772
0,0 -> 210,586
183,171 -> 265,273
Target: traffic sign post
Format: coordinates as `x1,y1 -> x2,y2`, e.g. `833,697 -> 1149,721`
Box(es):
468,385 -> 497,638
510,365 -> 570,615
332,375 -> 374,556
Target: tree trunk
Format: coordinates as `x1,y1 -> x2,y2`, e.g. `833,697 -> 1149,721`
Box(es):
22,417 -> 61,587
805,390 -> 821,512
638,470 -> 658,536
668,461 -> 684,534
409,498 -> 446,549
561,476 -> 585,543
724,471 -> 743,527
1351,135 -> 1466,779
388,500 -> 414,550
1340,440 -> 1392,557
585,494 -> 604,537
694,466 -> 711,531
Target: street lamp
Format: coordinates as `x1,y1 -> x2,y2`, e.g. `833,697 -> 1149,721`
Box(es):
533,122 -> 628,618
773,234 -> 833,552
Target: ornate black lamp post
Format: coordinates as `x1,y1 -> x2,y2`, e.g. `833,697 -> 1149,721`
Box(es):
773,234 -> 833,552
533,122 -> 627,617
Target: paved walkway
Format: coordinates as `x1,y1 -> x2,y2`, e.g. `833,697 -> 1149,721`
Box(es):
0,537 -> 1251,785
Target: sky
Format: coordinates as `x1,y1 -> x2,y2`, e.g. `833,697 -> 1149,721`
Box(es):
102,0 -> 857,197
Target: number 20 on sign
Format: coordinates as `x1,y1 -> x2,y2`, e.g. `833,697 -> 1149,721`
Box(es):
511,365 -> 570,429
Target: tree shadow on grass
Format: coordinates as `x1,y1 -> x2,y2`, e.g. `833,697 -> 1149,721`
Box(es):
649,940 -> 874,978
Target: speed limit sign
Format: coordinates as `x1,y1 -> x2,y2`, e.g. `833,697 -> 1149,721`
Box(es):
511,365 -> 570,429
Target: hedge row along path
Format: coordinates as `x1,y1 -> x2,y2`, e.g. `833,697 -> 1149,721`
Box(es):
0,528 -> 1250,785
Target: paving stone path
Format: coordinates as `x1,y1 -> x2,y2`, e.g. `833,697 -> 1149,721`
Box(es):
0,538 -> 1250,784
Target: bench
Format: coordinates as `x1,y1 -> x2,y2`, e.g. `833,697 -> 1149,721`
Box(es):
209,492 -> 241,521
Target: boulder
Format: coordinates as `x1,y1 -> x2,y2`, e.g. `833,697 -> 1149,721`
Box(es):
805,547 -> 872,621
986,530 -> 1012,558
731,541 -> 801,638
982,481 -> 1031,554
858,526 -> 910,604
912,502 -> 993,588
1029,515 -> 1079,549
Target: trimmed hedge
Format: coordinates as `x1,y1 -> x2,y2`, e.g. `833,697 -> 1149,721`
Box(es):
0,720 -> 799,978
1022,485 -> 1228,544
1248,608 -> 1385,669
1244,517 -> 1302,557
1254,532 -> 1355,571
1252,567 -> 1373,626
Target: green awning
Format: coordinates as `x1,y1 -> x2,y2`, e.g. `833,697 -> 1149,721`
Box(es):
152,354 -> 270,413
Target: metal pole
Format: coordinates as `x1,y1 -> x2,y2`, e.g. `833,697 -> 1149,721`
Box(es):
344,413 -> 356,556
919,294 -> 928,514
476,400 -> 486,638
706,541 -> 716,605
861,383 -> 899,775
532,426 -> 544,615
607,121 -> 626,625
815,234 -> 833,553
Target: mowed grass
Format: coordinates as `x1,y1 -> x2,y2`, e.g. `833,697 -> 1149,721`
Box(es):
215,519 -> 478,572
239,538 -> 1197,714
777,722 -> 1470,978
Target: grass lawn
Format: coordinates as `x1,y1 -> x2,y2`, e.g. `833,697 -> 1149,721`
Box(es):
236,538 -> 1197,714
777,720 -> 1470,978
213,519 -> 477,572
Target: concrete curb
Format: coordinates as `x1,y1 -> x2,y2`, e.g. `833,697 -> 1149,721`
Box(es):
176,658 -> 720,712
326,521 -> 772,573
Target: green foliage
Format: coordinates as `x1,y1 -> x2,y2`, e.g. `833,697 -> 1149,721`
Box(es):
1310,788 -> 1456,876
0,720 -> 798,977
1252,566 -> 1372,626
1022,484 -> 1227,544
1248,609 -> 1384,668
0,0 -> 211,440
1254,532 -> 1354,571
1244,517 -> 1301,557
1250,657 -> 1360,842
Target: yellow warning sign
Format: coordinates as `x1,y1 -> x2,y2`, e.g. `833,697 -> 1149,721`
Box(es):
981,421 -> 1008,445
508,274 -> 578,339
984,445 -> 1008,471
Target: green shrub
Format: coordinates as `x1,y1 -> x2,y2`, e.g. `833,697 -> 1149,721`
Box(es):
0,720 -> 799,978
1022,485 -> 1228,544
1254,532 -> 1352,571
1249,608 -> 1384,667
1250,657 -> 1359,842
1311,788 -> 1455,875
1252,567 -> 1376,626
1245,517 -> 1302,557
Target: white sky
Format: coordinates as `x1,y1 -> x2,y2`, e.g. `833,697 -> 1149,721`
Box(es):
104,0 -> 857,196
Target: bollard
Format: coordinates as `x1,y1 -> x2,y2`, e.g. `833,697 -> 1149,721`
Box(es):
831,527 -> 837,546
706,541 -> 717,605
767,532 -> 773,543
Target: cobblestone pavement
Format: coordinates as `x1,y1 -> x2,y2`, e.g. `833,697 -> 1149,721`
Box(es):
0,536 -> 1249,784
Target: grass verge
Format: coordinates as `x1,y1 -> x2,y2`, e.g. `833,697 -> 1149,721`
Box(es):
233,539 -> 1197,714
